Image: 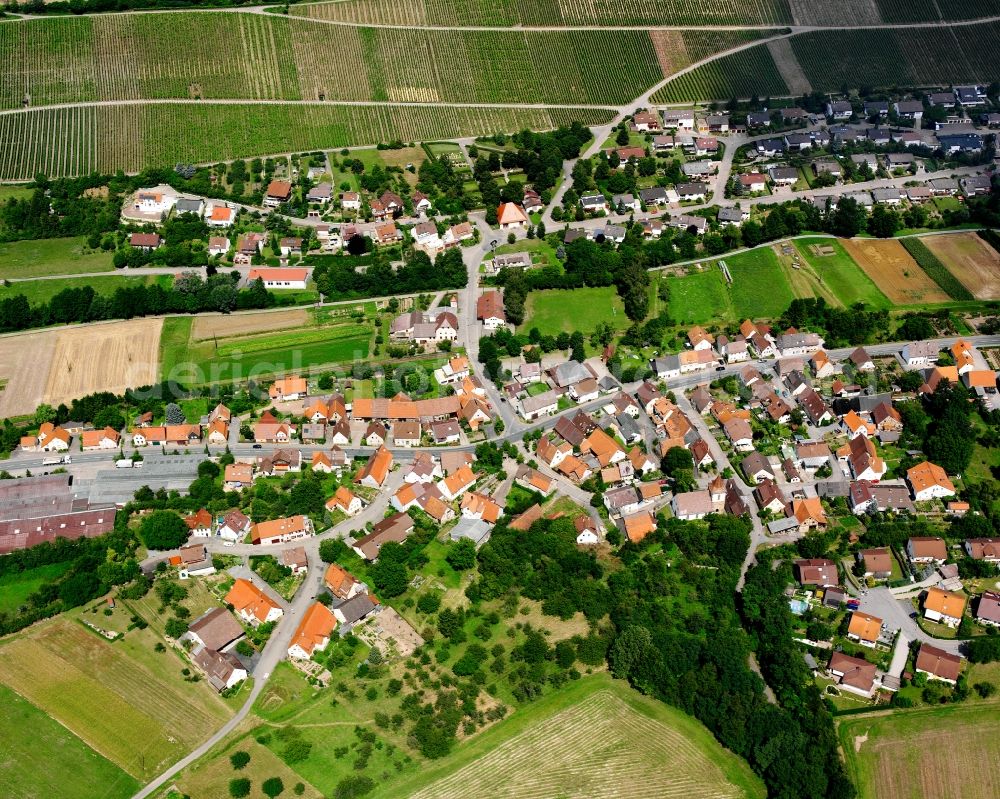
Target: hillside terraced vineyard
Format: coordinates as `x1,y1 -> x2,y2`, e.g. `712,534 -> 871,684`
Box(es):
653,46 -> 789,102
0,103 -> 615,180
292,0 -> 795,27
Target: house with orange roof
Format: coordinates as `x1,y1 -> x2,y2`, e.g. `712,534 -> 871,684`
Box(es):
788,497 -> 827,533
837,435 -> 886,482
556,454 -> 592,482
355,445 -> 393,489
580,428 -> 626,467
269,376 -> 308,401
205,203 -> 235,227
962,369 -> 997,391
440,464 -> 477,501
496,202 -> 528,229
81,426 -> 120,451
36,423 -> 70,452
514,465 -> 553,496
847,611 -> 883,647
184,509 -> 213,537
687,325 -> 715,351
287,602 -> 337,660
536,437 -> 571,469
920,365 -> 960,394
225,578 -> 283,625
197,416 -> 223,444
223,462 -> 254,492
950,339 -> 976,374
460,491 -> 502,523
251,515 -> 312,545
923,586 -> 966,627
324,564 -> 366,600
841,410 -> 874,439
906,461 -> 956,502
327,485 -> 364,516
622,510 -> 656,544
809,350 -> 835,378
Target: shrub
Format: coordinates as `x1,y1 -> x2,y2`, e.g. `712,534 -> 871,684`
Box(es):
229,751 -> 250,770
228,778 -> 251,798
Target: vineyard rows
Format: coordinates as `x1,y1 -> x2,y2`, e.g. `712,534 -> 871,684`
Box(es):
653,47 -> 789,103
0,103 -> 615,180
790,22 -> 1000,93
875,0 -> 1000,22
294,0 -> 795,27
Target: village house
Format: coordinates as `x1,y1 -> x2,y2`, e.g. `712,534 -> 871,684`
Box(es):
225,578 -> 283,625
251,515 -> 312,546
224,462 -> 254,491
218,509 -> 251,542
906,461 -> 956,502
858,547 -> 893,580
828,652 -> 878,697
185,607 -> 243,652
907,536 -> 948,565
287,603 -> 337,660
915,643 -> 963,685
355,445 -> 393,489
847,611 -> 883,647
326,485 -> 364,517
923,587 -> 966,627
352,512 -> 414,560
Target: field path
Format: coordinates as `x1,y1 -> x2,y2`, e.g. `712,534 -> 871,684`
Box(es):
766,38 -> 811,94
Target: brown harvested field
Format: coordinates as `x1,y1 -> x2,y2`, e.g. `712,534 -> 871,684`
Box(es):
649,30 -> 690,77
376,145 -> 426,169
842,238 -> 950,304
840,702 -> 1000,799
192,308 -> 309,340
0,318 -> 161,417
923,232 -> 1000,300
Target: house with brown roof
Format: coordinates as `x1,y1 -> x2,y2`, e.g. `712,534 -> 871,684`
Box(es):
193,648 -> 247,692
975,590 -> 1000,626
915,643 -> 963,684
225,578 -> 283,625
965,538 -> 1000,564
741,451 -> 774,484
476,291 -> 506,330
224,462 -> 254,491
838,435 -> 886,482
796,440 -> 831,469
514,465 -> 553,496
280,546 -> 308,575
847,611 -> 883,647
287,602 -> 336,660
794,558 -> 838,586
352,512 -> 414,560
828,652 -> 878,697
754,479 -> 786,514
264,179 -> 292,207
858,547 -> 893,580
671,490 -> 713,521
923,586 -> 966,627
723,417 -> 754,452
186,607 -> 244,651
177,542 -> 215,579
907,536 -> 947,564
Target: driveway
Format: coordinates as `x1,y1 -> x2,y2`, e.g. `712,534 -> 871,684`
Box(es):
859,587 -> 962,655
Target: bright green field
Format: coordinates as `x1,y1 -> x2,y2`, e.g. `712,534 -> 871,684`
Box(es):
667,267 -> 734,325
0,562 -> 72,614
0,236 -> 114,279
726,247 -> 795,319
0,184 -> 33,204
793,238 -> 892,309
159,315 -> 373,384
519,286 -> 625,336
388,673 -> 765,799
0,683 -> 139,799
0,273 -> 170,306
838,700 -> 1000,799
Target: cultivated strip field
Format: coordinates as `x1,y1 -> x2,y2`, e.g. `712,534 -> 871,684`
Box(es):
405,682 -> 763,799
922,232 -> 1000,300
0,317 -> 161,417
839,703 -> 1000,799
0,619 -> 231,781
841,238 -> 950,305
191,307 -> 311,340
292,0 -> 794,27
0,103 -> 615,180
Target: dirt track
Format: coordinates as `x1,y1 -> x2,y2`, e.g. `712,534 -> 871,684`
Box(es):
191,308 -> 309,340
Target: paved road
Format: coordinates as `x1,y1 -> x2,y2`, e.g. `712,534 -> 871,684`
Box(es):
859,586 -> 963,656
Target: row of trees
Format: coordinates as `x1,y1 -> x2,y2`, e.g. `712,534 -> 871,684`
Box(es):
0,272 -> 278,334
311,247 -> 466,301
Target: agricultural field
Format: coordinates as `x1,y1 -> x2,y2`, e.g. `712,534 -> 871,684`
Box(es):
900,237 -> 975,301
0,617 -> 232,781
726,246 -> 795,319
788,0 -> 883,25
0,683 -> 139,799
653,46 -> 790,103
0,103 -> 615,181
666,267 -> 734,325
792,238 -> 891,309
519,286 -> 625,336
841,238 -> 950,305
160,310 -> 372,385
839,701 -> 1000,799
396,674 -> 765,799
921,232 -> 1000,301
190,307 -> 311,340
293,0 -> 792,27
0,316 -> 162,418
0,237 -> 113,279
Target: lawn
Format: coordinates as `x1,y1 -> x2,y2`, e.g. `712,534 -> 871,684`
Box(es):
0,236 -> 115,279
519,286 -> 625,336
839,700 -> 1000,799
725,246 -> 795,319
392,673 -> 765,799
0,273 -> 171,306
793,238 -> 892,309
488,238 -> 560,268
0,683 -> 140,799
0,184 -> 34,204
0,561 -> 72,614
666,267 -> 734,325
